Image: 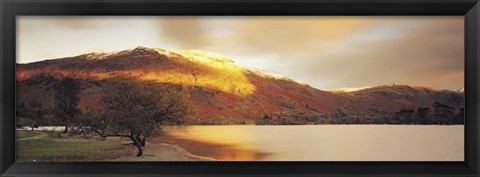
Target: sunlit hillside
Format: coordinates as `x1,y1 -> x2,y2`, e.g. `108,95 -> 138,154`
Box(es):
16,46 -> 465,125
17,47 -> 256,97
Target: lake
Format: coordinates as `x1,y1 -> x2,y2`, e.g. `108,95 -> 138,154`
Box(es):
151,125 -> 464,161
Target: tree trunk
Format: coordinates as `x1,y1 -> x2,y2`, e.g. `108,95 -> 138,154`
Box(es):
135,134 -> 141,144
141,137 -> 146,147
135,142 -> 143,157
31,118 -> 37,131
63,125 -> 68,133
62,121 -> 69,133
130,135 -> 144,157
135,134 -> 146,147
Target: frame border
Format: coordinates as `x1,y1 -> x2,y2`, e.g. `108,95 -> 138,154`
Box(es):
1,0 -> 479,176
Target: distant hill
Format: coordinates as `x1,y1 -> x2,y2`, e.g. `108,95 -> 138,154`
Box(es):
16,46 -> 465,125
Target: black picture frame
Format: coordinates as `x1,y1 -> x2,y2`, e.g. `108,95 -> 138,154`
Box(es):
1,0 -> 479,176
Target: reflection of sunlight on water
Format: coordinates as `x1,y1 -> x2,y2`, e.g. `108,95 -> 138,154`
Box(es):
169,126 -> 256,150
150,126 -> 269,160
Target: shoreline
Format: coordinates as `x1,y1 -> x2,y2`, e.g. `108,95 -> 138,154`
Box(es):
111,142 -> 216,161
162,143 -> 217,161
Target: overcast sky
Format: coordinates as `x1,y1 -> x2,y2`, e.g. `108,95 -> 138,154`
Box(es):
17,16 -> 464,90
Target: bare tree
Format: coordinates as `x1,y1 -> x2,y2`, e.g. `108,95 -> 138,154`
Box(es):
53,77 -> 81,133
26,101 -> 47,131
84,78 -> 193,156
16,102 -> 27,129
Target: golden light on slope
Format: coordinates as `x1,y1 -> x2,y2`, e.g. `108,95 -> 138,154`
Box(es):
89,70 -> 254,97
141,72 -> 254,96
138,49 -> 257,96
17,48 -> 257,96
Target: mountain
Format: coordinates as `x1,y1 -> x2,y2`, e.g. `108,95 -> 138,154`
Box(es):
16,46 -> 465,125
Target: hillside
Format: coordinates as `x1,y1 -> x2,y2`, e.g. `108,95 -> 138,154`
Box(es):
16,46 -> 465,125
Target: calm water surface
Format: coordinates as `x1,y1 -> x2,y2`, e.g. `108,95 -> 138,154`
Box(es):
152,125 -> 464,161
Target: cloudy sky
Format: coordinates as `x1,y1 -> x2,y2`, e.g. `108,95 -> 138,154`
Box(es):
17,16 -> 464,90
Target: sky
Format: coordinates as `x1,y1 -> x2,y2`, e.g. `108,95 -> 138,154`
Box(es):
17,16 -> 464,90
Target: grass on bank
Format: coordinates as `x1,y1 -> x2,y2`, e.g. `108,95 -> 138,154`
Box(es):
16,131 -> 131,161
16,130 -> 42,139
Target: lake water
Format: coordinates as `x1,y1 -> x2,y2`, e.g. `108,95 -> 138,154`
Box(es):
151,125 -> 464,161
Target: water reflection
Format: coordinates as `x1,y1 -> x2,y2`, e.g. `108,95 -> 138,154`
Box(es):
150,125 -> 464,161
150,134 -> 269,160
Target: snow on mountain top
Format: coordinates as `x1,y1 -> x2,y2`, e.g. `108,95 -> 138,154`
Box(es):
330,86 -> 372,93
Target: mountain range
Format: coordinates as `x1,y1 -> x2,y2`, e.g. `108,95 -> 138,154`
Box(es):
16,46 -> 465,125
